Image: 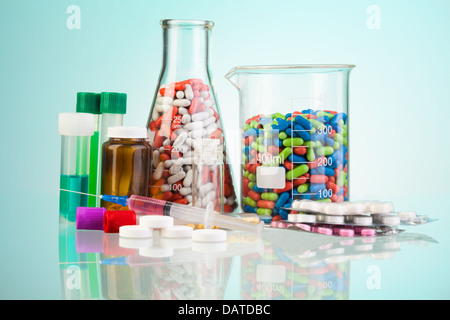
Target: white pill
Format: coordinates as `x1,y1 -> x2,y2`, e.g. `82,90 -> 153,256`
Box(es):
397,211 -> 417,221
172,99 -> 191,107
153,161 -> 164,180
178,107 -> 188,115
167,171 -> 186,184
156,96 -> 173,105
191,111 -> 210,122
296,214 -> 316,223
161,184 -> 171,192
202,116 -> 216,127
183,169 -> 193,187
181,113 -> 191,124
369,202 -> 394,214
160,225 -> 193,238
183,121 -> 203,131
119,225 -> 153,238
288,214 -> 297,222
176,90 -> 185,99
322,203 -> 347,215
184,84 -> 194,100
203,98 -> 214,108
343,202 -> 367,214
352,216 -> 373,225
324,215 -> 345,224
192,229 -> 227,242
152,149 -> 160,168
298,200 -> 322,213
169,163 -> 183,175
140,215 -> 174,229
199,182 -> 214,196
200,90 -> 209,98
380,215 -> 401,226
179,187 -> 192,196
164,159 -> 174,168
173,131 -> 188,146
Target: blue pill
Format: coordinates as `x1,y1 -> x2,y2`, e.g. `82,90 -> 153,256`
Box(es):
275,192 -> 290,208
243,128 -> 258,138
324,136 -> 335,146
253,185 -> 267,193
294,124 -> 311,141
279,209 -> 289,220
310,167 -> 335,176
309,183 -> 327,193
331,112 -> 347,125
244,205 -> 257,214
294,115 -> 313,130
289,154 -> 308,163
315,116 -> 330,123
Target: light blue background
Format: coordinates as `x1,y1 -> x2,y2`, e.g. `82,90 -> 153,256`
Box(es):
1,0 -> 449,299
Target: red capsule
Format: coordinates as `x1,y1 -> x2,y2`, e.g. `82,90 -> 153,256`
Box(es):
283,160 -> 294,171
293,146 -> 307,155
248,190 -> 261,201
310,175 -> 328,184
273,181 -> 292,193
189,97 -> 199,114
257,200 -> 276,209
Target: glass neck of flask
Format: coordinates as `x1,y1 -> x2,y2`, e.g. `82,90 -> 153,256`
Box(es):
161,20 -> 212,79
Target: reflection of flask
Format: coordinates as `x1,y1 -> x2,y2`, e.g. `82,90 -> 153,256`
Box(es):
146,19 -> 237,213
58,112 -> 94,221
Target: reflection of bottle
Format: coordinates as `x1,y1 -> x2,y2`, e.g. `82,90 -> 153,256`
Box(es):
59,112 -> 94,221
76,92 -> 101,207
101,126 -> 151,210
146,19 -> 238,213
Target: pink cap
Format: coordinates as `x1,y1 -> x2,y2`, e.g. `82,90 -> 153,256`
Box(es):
76,207 -> 106,230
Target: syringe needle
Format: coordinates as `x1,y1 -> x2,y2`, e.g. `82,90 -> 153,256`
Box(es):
59,189 -> 100,198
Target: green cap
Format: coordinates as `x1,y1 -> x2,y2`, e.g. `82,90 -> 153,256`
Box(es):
76,92 -> 101,114
100,92 -> 127,114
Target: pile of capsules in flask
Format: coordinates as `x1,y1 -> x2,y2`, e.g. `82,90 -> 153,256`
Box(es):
242,109 -> 348,221
148,78 -> 237,213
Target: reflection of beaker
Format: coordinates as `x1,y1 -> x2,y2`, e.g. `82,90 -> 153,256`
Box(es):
146,19 -> 237,213
226,65 -> 354,219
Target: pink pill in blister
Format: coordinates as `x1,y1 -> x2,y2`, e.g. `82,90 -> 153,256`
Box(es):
317,227 -> 332,236
361,228 -> 376,236
295,223 -> 311,231
338,228 -> 355,237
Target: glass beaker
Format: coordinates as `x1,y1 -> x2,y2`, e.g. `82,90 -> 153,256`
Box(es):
225,65 -> 354,220
147,19 -> 238,213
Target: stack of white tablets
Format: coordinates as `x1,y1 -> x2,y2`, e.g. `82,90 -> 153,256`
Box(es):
117,215 -> 228,254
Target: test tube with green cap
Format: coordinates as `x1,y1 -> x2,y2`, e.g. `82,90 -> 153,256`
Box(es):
99,92 -> 127,144
76,92 -> 101,207
58,112 -> 95,222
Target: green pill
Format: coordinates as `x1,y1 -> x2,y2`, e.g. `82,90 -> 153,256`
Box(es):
261,192 -> 279,201
279,147 -> 292,163
286,164 -> 309,180
316,146 -> 334,156
279,131 -> 288,140
283,137 -> 304,147
297,183 -> 309,193
248,173 -> 256,182
244,197 -> 257,207
257,208 -> 272,216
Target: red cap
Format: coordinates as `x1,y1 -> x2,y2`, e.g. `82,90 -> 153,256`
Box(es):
103,210 -> 136,233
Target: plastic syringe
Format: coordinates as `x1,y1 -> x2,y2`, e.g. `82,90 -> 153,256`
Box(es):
101,194 -> 264,238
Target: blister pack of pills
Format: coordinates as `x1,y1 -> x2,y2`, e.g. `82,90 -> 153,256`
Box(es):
271,199 -> 434,237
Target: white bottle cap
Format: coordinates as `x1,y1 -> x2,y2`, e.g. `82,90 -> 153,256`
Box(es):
160,225 -> 193,238
107,126 -> 148,139
139,215 -> 174,229
58,112 -> 95,136
192,229 -> 227,242
119,225 -> 153,238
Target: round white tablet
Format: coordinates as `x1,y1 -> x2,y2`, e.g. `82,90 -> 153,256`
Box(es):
352,216 -> 373,225
397,211 -> 417,221
139,215 -> 174,229
324,215 -> 345,224
368,202 -> 394,214
160,225 -> 193,238
380,215 -> 401,226
343,202 -> 367,214
119,225 -> 153,238
296,214 -> 316,223
192,229 -> 227,242
323,203 -> 347,215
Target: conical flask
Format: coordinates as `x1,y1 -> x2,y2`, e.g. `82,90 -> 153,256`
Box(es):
146,19 -> 238,213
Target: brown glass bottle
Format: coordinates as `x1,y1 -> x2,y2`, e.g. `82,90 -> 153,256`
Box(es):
101,126 -> 151,210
